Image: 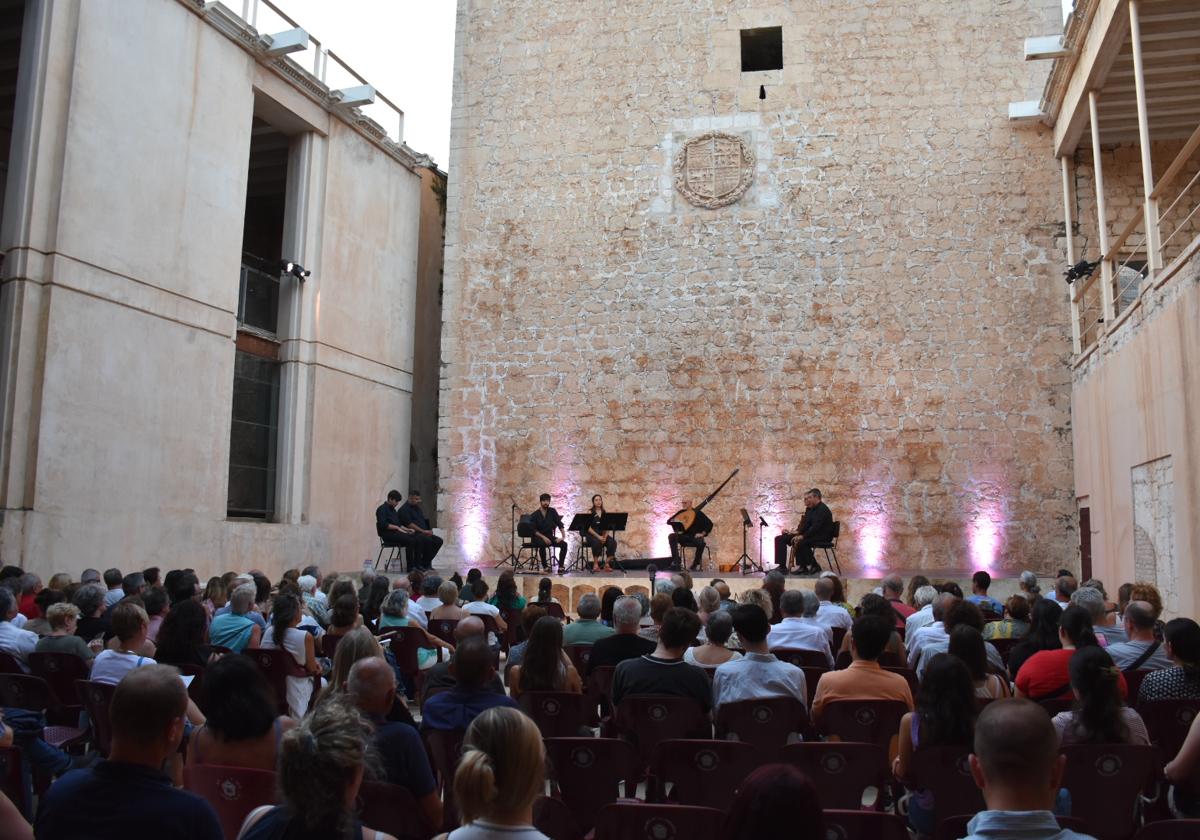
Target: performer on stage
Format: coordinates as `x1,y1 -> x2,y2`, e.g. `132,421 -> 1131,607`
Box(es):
375,490 -> 419,571
399,491 -> 441,570
585,494 -> 616,572
667,499 -> 709,572
530,493 -> 568,572
774,488 -> 833,575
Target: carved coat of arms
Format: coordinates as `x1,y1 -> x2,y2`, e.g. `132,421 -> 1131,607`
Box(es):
673,132 -> 756,209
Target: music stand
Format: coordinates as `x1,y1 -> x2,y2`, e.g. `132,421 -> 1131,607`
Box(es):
737,507 -> 761,573
494,501 -> 523,570
599,513 -> 629,575
564,514 -> 593,573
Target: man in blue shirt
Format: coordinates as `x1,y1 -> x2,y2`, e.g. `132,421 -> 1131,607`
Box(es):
35,664 -> 222,840
967,571 -> 1005,616
964,699 -> 1097,840
421,635 -> 517,731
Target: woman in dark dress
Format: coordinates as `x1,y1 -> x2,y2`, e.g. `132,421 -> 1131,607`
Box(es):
585,494 -> 616,572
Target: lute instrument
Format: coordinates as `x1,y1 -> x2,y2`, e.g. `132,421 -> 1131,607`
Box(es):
668,468 -> 739,535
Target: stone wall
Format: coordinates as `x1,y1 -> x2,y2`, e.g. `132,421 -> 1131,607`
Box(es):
440,0 -> 1075,575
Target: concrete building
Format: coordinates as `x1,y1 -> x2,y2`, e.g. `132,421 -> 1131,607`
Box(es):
439,0 -> 1076,576
0,0 -> 441,580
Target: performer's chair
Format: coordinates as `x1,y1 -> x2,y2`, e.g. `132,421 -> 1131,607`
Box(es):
375,538 -> 403,572
813,522 -> 841,576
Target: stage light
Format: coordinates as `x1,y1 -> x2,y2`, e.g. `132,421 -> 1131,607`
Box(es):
1064,259 -> 1097,284
279,261 -> 311,281
261,28 -> 309,58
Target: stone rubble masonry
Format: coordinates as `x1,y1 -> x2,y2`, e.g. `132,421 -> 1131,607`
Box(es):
438,0 -> 1075,574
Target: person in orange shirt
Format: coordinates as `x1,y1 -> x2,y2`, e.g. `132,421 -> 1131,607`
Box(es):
811,614 -> 914,723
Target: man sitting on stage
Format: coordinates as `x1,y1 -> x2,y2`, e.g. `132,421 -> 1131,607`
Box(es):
399,491 -> 441,570
667,499 -> 709,573
774,488 -> 833,575
530,493 -> 568,573
376,490 -> 420,571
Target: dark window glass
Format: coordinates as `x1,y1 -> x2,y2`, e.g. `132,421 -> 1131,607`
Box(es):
237,258 -> 280,334
740,27 -> 783,72
227,351 -> 279,518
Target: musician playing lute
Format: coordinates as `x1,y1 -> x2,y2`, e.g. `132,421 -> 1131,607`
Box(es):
667,469 -> 738,572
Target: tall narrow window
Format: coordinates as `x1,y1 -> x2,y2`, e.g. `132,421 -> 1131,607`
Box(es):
228,117 -> 290,519
0,0 -> 28,248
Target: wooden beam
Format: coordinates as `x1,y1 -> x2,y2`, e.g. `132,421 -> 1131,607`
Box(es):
1130,0 -> 1163,271
1151,121 -> 1200,200
1055,0 -> 1132,157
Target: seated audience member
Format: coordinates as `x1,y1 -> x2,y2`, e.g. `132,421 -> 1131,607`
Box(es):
1018,569 -> 1043,601
423,617 -> 505,701
533,577 -> 559,606
983,595 -> 1031,641
489,571 -> 527,611
325,593 -> 362,640
967,571 -> 1004,615
612,607 -> 711,712
0,589 -> 36,670
1139,618 -> 1200,703
1106,600 -> 1174,672
462,582 -> 508,647
346,658 -> 441,831
713,579 -> 736,611
671,584 -> 699,614
915,600 -> 1005,679
811,614 -> 913,722
446,707 -> 550,840
239,698 -> 397,840
34,666 -> 222,840
882,574 -> 915,627
963,699 -> 1093,840
904,584 -> 939,638
720,764 -> 824,840
259,593 -> 322,717
1006,598 -> 1064,679
142,587 -> 169,643
432,580 -> 468,621
1071,585 -> 1124,647
47,573 -> 72,593
1166,711 -> 1200,818
714,605 -> 806,713
167,570 -> 201,608
761,570 -> 785,623
17,574 -> 42,620
907,592 -> 957,669
1117,582 -> 1134,618
422,636 -> 518,731
813,577 -> 853,633
360,576 -> 391,627
939,581 -> 964,599
895,654 -> 978,836
379,589 -> 448,671
26,587 -> 63,636
200,576 -> 226,621
154,599 -> 214,668
696,585 -> 721,627
416,576 -> 444,612
1016,605 -> 1125,701
950,625 -> 1012,699
638,593 -> 672,642
389,579 -> 428,630
507,615 -> 582,700
587,597 -> 655,674
503,604 -> 547,677
561,593 -> 613,645
684,609 -> 741,670
838,594 -> 907,661
766,590 -> 833,668
1129,582 -> 1163,618
820,573 -> 853,614
323,627 -> 385,699
91,602 -> 158,684
1053,645 -> 1149,745
207,585 -> 262,653
35,603 -> 99,664
905,575 -> 931,607
297,574 -> 329,627
102,568 -> 125,608
186,655 -> 294,772
1052,574 -> 1077,606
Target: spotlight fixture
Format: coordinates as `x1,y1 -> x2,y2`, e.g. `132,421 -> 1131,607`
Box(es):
759,84 -> 766,100
279,260 -> 311,281
1063,259 -> 1097,284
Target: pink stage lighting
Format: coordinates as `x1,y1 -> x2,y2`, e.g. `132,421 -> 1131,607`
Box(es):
857,513 -> 888,571
968,501 -> 1004,572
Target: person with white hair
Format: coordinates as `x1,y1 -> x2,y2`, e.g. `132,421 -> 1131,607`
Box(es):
562,593 -> 614,645
207,585 -> 262,653
298,574 -> 329,627
1019,570 -> 1042,600
214,574 -> 267,629
766,590 -> 833,668
904,585 -> 940,638
1071,585 -> 1126,646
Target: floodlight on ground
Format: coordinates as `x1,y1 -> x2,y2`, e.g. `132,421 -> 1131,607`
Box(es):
332,85 -> 376,108
261,28 -> 309,58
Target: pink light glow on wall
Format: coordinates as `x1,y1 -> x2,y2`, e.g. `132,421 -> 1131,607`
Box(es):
458,482 -> 490,565
967,499 -> 1005,573
856,513 -> 888,570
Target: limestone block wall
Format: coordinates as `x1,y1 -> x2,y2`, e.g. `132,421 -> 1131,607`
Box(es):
440,0 -> 1075,574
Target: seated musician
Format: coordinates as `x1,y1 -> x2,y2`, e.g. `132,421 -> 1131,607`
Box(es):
773,488 -> 833,575
585,494 -> 616,573
375,490 -> 418,568
399,490 -> 441,570
668,500 -> 710,572
530,493 -> 567,573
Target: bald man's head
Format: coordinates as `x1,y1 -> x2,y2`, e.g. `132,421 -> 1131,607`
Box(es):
347,656 -> 396,716
455,615 -> 485,641
970,699 -> 1064,809
450,635 -> 493,690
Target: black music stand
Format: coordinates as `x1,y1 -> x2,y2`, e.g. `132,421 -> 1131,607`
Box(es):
600,513 -> 629,575
737,507 -> 762,573
565,514 -> 592,573
494,501 -> 522,570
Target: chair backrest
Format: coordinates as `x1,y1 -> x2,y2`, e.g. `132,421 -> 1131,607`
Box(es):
1038,698 -> 1075,716
541,602 -> 567,621
801,666 -> 826,709
882,666 -> 920,701
988,637 -> 1019,666
0,673 -> 51,713
935,813 -> 1092,840
357,779 -> 431,840
423,727 -> 466,832
715,696 -> 810,759
779,742 -> 889,810
817,699 -> 909,756
519,691 -> 591,738
0,747 -> 28,820
244,648 -> 299,716
614,695 -> 709,767
176,663 -> 206,710
544,737 -> 640,833
1061,743 -> 1162,840
1132,819 -> 1200,840
587,664 -> 616,723
1139,698 -> 1200,760
772,647 -> 829,669
564,644 -> 593,675
824,809 -> 909,840
388,627 -> 428,678
831,626 -> 847,655
183,764 -> 277,840
0,652 -> 24,675
28,652 -> 89,710
828,521 -> 841,542
593,803 -> 726,840
428,618 -> 458,645
500,608 -> 525,649
320,633 -> 343,660
648,739 -> 756,810
834,649 -> 853,670
533,794 -> 583,840
910,745 -> 986,827
76,679 -> 117,756
1124,669 -> 1153,704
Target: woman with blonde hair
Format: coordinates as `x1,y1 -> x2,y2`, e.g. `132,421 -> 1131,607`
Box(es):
445,706 -> 549,839
322,626 -> 383,698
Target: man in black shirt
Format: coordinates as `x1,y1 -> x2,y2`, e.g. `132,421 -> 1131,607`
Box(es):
588,596 -> 656,675
376,490 -> 419,570
529,493 -> 567,572
399,491 -> 442,570
612,607 -> 711,713
775,488 -> 834,575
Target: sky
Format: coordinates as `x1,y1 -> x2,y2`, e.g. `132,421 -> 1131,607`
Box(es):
271,0 -> 457,170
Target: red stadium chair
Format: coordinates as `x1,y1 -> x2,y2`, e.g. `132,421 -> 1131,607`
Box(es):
76,679 -> 117,756
542,602 -> 568,622
0,674 -> 86,751
533,794 -> 583,840
587,665 -> 616,725
564,644 -> 594,676
1061,743 -> 1163,840
779,742 -> 889,810
988,637 -> 1019,667
544,737 -> 640,832
388,627 -> 436,702
1140,699 -> 1200,761
245,648 -> 320,717
592,803 -> 725,840
423,727 -> 466,832
357,779 -> 433,840
773,647 -> 831,669
714,696 -> 810,758
500,608 -> 525,651
910,745 -> 986,829
518,691 -> 592,738
320,633 -> 343,659
824,809 -> 910,840
183,764 -> 277,840
817,699 -> 909,757
1125,669 -> 1153,704
882,666 -> 920,701
802,666 -> 826,709
614,695 -> 709,770
0,652 -> 24,675
831,627 -> 848,657
648,739 -> 755,809
28,652 -> 88,725
427,618 -> 458,645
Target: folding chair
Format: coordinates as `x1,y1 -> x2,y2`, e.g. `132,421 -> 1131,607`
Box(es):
910,745 -> 986,828
375,538 -> 404,572
613,695 -> 709,772
812,521 -> 841,575
357,779 -> 432,840
593,803 -> 725,840
0,674 -> 86,751
183,764 -> 277,840
714,696 -> 810,759
76,679 -> 117,756
1061,743 -> 1162,840
817,699 -> 909,757
533,794 -> 583,840
28,652 -> 88,725
801,666 -> 826,709
544,737 -> 640,832
518,691 -> 592,738
1139,698 -> 1200,760
424,727 -> 466,832
244,648 -> 320,717
427,618 -> 458,645
780,742 -> 889,810
824,809 -> 909,840
648,739 -> 756,809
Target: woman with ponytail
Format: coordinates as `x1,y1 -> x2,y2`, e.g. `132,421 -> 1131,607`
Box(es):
238,698 -> 396,839
260,592 -> 323,717
1016,605 -> 1122,701
1053,645 -> 1150,745
446,706 -> 549,839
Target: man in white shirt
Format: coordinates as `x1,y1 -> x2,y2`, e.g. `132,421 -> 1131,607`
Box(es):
907,592 -> 955,669
715,604 -> 807,712
0,588 -> 37,671
394,580 -> 427,629
462,581 -> 506,647
102,568 -> 125,608
767,590 -> 833,668
915,600 -> 1006,678
813,578 -> 853,633
904,585 -> 939,638
302,565 -> 329,607
416,577 -> 443,613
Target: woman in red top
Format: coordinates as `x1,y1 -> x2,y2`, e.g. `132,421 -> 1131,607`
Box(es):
1015,605 -> 1127,701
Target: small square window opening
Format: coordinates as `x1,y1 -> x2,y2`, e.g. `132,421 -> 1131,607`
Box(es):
740,27 -> 783,72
